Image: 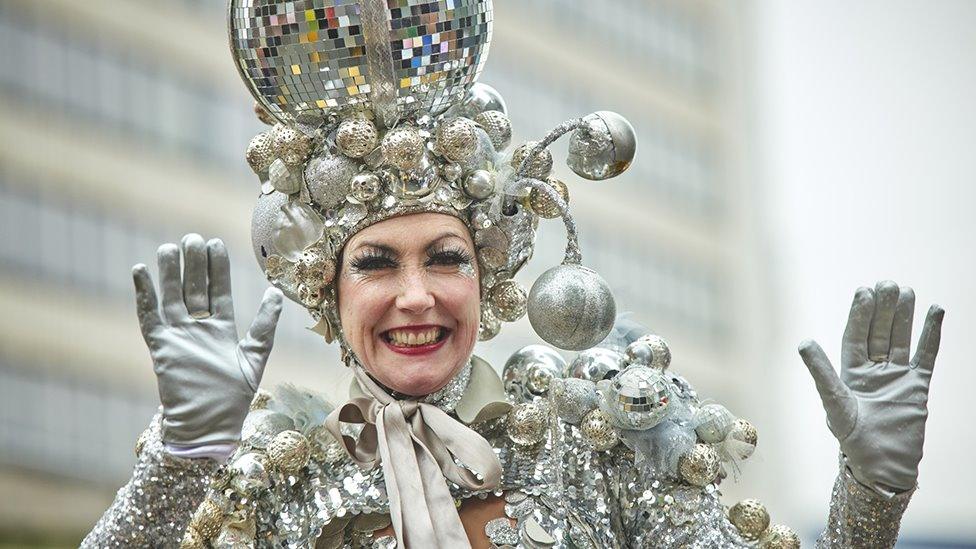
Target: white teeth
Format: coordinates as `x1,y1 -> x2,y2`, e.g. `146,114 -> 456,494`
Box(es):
388,328 -> 442,347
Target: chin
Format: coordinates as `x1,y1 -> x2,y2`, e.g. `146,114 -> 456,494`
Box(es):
376,353 -> 465,397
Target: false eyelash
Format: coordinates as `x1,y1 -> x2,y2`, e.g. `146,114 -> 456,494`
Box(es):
425,245 -> 474,267
349,248 -> 399,272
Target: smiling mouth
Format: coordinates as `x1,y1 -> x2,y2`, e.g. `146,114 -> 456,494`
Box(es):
382,326 -> 450,348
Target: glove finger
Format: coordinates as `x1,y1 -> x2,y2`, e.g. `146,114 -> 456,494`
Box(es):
911,304 -> 945,376
840,287 -> 874,370
181,233 -> 210,319
239,288 -> 284,390
132,264 -> 163,342
799,339 -> 857,441
867,280 -> 899,362
207,238 -> 235,320
157,243 -> 189,323
888,286 -> 915,365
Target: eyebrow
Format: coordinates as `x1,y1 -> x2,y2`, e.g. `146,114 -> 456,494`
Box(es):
351,231 -> 466,253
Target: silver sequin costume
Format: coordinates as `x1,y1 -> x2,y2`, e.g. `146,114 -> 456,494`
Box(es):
82,358 -> 912,548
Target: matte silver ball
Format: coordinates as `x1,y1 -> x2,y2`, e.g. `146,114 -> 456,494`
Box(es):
463,169 -> 495,199
567,111 -> 637,180
503,345 -> 567,402
567,347 -> 624,382
349,172 -> 382,202
603,366 -> 672,430
305,152 -> 359,210
550,378 -> 599,424
451,82 -> 508,118
335,117 -> 379,158
694,403 -> 736,443
474,110 -> 512,150
528,264 -> 616,351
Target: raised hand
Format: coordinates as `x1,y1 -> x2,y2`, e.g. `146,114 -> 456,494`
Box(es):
132,234 -> 283,447
799,281 -> 944,494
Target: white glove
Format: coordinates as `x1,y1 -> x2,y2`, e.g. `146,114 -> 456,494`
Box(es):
799,281 -> 943,494
132,234 -> 283,448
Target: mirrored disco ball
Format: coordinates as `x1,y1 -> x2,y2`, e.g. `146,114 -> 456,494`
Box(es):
229,0 -> 493,126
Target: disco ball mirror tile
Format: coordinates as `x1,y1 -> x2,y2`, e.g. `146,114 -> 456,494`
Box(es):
229,0 -> 493,125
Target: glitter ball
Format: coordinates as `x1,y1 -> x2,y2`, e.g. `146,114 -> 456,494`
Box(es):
506,403 -> 548,446
694,403 -> 736,444
335,118 -> 379,158
580,408 -> 620,451
489,280 -> 527,322
728,499 -> 770,541
229,0 -> 493,125
603,366 -> 672,430
526,178 -> 569,219
511,141 -> 554,179
678,444 -> 720,487
267,430 -> 311,473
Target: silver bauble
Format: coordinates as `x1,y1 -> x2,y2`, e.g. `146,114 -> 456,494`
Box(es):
511,142 -> 553,179
457,127 -> 498,173
180,526 -> 205,549
759,525 -> 801,549
381,126 -> 425,170
240,410 -> 296,449
474,110 -> 512,150
579,408 -> 620,451
349,172 -> 382,202
567,111 -> 637,180
526,178 -> 569,219
267,430 -> 311,473
503,345 -> 567,402
728,499 -> 770,542
479,307 -> 502,341
228,452 -> 270,493
463,169 -> 495,199
635,334 -> 672,370
436,117 -> 479,162
489,279 -> 528,322
246,131 -> 275,175
387,155 -> 439,198
450,82 -> 508,118
440,162 -> 463,182
190,498 -> 224,540
527,264 -> 616,351
730,418 -> 758,459
269,158 -> 304,195
550,378 -> 599,424
602,366 -> 672,430
678,443 -> 720,487
305,152 -> 359,210
694,403 -> 736,444
506,402 -> 549,446
335,117 -> 379,158
271,123 -> 314,165
567,347 -> 624,382
272,201 -> 325,262
623,340 -> 655,368
251,191 -> 290,272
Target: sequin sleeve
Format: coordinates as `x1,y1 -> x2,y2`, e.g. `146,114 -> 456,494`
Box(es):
816,464 -> 914,548
81,413 -> 219,548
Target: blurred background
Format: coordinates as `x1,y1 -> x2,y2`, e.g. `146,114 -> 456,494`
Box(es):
0,0 -> 972,546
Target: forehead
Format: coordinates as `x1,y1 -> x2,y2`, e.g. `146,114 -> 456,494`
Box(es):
345,213 -> 472,251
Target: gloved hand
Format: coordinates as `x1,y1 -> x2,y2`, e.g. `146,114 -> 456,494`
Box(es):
132,233 -> 283,448
799,281 -> 944,494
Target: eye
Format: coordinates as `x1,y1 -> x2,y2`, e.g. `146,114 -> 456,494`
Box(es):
350,250 -> 398,272
426,247 -> 473,267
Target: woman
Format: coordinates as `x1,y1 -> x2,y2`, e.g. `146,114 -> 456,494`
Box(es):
83,1 -> 944,547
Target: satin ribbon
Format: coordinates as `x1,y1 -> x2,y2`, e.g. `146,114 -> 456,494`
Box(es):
324,367 -> 503,548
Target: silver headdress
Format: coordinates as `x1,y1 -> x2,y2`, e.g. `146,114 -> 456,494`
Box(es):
234,0 -> 638,351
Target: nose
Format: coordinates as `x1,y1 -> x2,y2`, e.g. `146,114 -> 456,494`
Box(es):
395,269 -> 435,314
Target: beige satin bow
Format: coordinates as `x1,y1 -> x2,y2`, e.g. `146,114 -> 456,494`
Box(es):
324,366 -> 504,548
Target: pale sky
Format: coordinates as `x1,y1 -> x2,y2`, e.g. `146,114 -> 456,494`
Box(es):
757,0 -> 976,541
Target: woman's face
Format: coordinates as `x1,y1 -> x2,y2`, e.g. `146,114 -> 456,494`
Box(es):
338,213 -> 480,396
